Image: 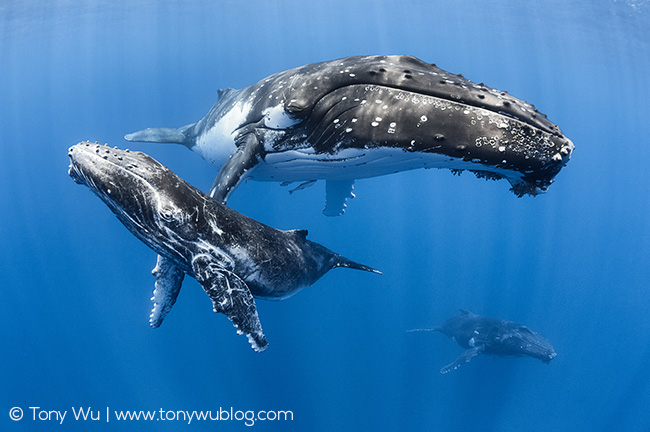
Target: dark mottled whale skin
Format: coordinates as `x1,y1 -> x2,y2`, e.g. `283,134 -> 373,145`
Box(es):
68,141 -> 380,351
411,310 -> 556,373
125,55 -> 574,215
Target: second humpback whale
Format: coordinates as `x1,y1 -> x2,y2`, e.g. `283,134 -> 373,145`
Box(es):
410,310 -> 556,373
68,141 -> 380,351
125,55 -> 574,216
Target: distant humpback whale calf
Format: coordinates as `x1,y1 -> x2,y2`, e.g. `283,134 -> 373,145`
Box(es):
410,310 -> 556,373
68,141 -> 380,351
125,55 -> 574,216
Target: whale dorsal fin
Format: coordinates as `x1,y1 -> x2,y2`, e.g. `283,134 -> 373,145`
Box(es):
323,179 -> 356,216
150,255 -> 185,328
191,253 -> 267,352
287,229 -> 308,240
440,345 -> 485,374
217,88 -> 237,100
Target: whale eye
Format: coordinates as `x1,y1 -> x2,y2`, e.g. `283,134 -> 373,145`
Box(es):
158,206 -> 176,222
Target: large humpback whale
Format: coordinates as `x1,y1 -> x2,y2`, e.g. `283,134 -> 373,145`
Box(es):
125,55 -> 574,216
410,310 -> 556,373
68,141 -> 380,351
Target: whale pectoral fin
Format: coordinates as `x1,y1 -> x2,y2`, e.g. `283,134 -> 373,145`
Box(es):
192,254 -> 268,352
150,255 -> 185,328
209,132 -> 263,204
440,346 -> 485,374
323,179 -> 356,216
288,179 -> 317,194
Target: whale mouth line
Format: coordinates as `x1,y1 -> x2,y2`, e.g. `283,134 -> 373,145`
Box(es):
273,153 -> 366,165
68,160 -> 84,184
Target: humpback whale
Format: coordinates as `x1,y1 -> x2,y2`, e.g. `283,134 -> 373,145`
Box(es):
410,310 -> 556,373
125,55 -> 574,216
68,141 -> 380,351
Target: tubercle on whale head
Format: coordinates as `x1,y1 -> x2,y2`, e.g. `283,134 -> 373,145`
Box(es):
68,141 -> 120,186
502,325 -> 557,363
68,141 -> 196,241
70,144 -> 216,276
519,137 -> 574,196
292,54 -> 566,136
68,141 -> 161,188
292,57 -> 574,191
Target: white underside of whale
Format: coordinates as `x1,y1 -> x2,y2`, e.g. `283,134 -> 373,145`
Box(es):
252,146 -> 525,187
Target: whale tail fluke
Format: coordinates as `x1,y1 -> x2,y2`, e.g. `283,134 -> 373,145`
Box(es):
334,255 -> 382,275
124,123 -> 195,146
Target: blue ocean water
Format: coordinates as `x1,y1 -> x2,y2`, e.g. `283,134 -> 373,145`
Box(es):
2,0 -> 650,430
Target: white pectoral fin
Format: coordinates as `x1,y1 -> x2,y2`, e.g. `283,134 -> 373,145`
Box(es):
323,179 -> 356,217
288,179 -> 317,194
208,131 -> 263,204
440,345 -> 485,374
191,254 -> 267,352
150,255 -> 185,328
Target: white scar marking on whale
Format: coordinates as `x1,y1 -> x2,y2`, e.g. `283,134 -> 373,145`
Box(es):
262,105 -> 299,129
